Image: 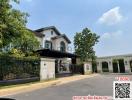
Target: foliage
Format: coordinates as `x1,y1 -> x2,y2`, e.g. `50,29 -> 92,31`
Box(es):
0,54 -> 40,80
74,28 -> 100,62
12,29 -> 39,54
8,48 -> 24,57
0,0 -> 27,47
0,0 -> 39,55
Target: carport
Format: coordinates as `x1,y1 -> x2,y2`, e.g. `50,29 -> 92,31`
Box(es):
37,49 -> 78,64
36,49 -> 78,80
37,49 -> 77,58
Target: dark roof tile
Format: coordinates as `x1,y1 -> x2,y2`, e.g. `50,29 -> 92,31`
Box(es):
34,26 -> 61,35
28,29 -> 45,38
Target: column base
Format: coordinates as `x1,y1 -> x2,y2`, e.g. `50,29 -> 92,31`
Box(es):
109,70 -> 113,73
97,70 -> 102,73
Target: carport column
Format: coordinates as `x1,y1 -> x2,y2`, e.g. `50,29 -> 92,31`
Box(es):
40,58 -> 55,80
124,58 -> 131,73
108,59 -> 113,73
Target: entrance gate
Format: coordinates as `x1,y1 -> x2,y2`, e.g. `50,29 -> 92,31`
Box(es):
102,62 -> 109,72
113,62 -> 118,73
119,59 -> 125,73
112,59 -> 125,73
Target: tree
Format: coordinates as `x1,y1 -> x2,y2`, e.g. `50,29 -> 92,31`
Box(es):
74,28 -> 100,62
0,0 -> 39,54
12,29 -> 39,54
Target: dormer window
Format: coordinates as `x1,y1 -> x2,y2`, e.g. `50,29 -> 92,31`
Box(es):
51,31 -> 53,35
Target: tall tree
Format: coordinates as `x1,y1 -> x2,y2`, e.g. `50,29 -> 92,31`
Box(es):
74,28 -> 100,62
12,30 -> 39,53
0,0 -> 39,54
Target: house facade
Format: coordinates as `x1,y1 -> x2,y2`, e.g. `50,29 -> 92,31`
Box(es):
96,54 -> 132,74
34,26 -> 72,74
34,26 -> 71,53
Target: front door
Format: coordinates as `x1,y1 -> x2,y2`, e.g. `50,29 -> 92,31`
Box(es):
102,62 -> 109,72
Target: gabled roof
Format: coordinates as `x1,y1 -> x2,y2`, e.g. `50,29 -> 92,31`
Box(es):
34,26 -> 61,35
51,34 -> 71,44
34,26 -> 71,43
28,29 -> 45,38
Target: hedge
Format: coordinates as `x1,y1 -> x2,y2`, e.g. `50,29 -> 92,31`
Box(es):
0,54 -> 40,80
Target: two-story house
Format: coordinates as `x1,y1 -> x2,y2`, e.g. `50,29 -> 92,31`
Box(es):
34,26 -> 71,52
34,26 -> 74,74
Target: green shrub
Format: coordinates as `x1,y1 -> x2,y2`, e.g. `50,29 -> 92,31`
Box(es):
0,55 -> 40,80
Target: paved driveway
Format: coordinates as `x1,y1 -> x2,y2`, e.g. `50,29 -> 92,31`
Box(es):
4,74 -> 132,100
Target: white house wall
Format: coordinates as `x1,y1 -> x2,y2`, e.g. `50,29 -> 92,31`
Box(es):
42,29 -> 58,48
54,37 -> 68,52
38,29 -> 69,52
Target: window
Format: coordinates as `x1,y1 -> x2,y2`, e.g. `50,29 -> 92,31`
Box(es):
60,41 -> 66,52
51,31 -> 53,35
45,41 -> 52,49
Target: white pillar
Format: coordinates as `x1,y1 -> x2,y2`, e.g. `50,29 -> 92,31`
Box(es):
124,58 -> 131,73
97,61 -> 102,73
108,59 -> 113,73
40,58 -> 55,80
84,62 -> 92,74
116,61 -> 120,73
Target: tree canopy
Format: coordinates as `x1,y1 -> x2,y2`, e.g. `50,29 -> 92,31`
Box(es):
0,0 -> 39,55
74,28 -> 100,62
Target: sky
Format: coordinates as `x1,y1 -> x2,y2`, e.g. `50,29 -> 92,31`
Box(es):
13,0 -> 132,57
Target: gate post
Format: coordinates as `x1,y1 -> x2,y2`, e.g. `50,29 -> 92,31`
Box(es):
40,58 -> 55,81
124,58 -> 131,73
83,62 -> 92,74
108,59 -> 113,73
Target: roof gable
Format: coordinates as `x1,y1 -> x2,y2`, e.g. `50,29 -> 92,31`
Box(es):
35,26 -> 71,43
51,34 -> 71,44
28,29 -> 45,38
34,26 -> 61,36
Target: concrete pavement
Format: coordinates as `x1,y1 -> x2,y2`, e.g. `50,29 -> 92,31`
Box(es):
2,74 -> 132,100
0,74 -> 98,97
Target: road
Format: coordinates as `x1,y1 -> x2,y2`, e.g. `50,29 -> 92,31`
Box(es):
3,74 -> 132,100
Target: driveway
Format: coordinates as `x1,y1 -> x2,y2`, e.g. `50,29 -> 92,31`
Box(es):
3,74 -> 132,100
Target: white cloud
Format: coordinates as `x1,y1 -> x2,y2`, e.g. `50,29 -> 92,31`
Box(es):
98,7 -> 123,25
101,30 -> 123,39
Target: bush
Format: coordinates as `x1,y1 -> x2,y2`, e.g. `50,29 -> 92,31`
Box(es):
3,73 -> 16,80
0,54 -> 40,80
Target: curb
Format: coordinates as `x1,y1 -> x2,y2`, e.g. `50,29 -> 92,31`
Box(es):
0,74 -> 98,97
0,80 -> 60,97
